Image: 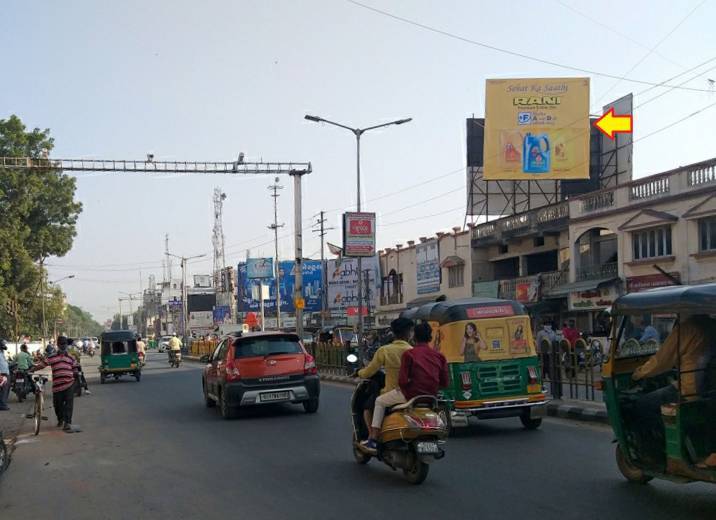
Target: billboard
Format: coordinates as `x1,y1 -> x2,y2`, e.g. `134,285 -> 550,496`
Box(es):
247,257 -> 274,279
193,274 -> 212,288
343,212 -> 376,257
238,260 -> 322,313
327,256 -> 380,316
416,240 -> 440,295
483,77 -> 590,181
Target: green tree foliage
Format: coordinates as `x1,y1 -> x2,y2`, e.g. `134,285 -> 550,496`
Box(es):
61,304 -> 104,338
0,115 -> 83,338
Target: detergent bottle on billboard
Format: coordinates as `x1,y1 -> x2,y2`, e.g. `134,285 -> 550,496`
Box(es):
523,133 -> 550,174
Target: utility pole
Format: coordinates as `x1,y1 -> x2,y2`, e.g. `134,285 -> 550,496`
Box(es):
167,252 -> 207,341
268,178 -> 284,328
312,211 -> 335,329
291,170 -> 307,338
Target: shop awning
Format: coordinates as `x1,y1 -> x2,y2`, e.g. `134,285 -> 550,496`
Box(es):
406,294 -> 445,307
440,256 -> 465,268
544,277 -> 619,298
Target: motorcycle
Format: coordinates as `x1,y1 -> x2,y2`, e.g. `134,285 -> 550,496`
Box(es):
138,351 -> 145,367
10,365 -> 33,402
169,350 -> 181,368
348,354 -> 447,485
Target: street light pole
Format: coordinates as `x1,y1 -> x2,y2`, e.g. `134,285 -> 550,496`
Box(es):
43,274 -> 75,344
304,115 -> 411,348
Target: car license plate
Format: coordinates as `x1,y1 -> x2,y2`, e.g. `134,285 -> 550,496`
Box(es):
16,378 -> 24,383
260,391 -> 290,402
416,441 -> 440,454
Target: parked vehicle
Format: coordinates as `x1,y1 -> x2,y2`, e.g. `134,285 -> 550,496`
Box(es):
201,331 -> 320,419
602,283 -> 716,485
11,365 -> 33,402
350,363 -> 448,484
99,330 -> 141,384
158,336 -> 172,353
401,297 -> 547,433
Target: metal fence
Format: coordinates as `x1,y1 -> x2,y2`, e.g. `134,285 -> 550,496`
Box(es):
537,339 -> 603,401
307,341 -> 352,376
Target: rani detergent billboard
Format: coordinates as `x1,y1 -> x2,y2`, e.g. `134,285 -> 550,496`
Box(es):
483,77 -> 590,181
238,260 -> 322,313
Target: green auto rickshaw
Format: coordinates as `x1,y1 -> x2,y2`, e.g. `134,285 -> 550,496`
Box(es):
602,283 -> 716,484
99,330 -> 141,384
401,297 -> 547,433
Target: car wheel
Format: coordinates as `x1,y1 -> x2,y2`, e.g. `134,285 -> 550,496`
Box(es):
219,390 -> 236,420
303,398 -> 319,414
203,381 -> 215,408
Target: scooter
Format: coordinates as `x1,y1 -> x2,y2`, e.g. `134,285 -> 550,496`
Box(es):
348,354 -> 447,485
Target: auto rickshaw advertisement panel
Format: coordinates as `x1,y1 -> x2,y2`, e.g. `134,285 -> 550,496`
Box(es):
433,316 -> 535,363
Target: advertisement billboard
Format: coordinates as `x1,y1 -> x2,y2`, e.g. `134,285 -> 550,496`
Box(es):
238,260 -> 322,313
416,239 -> 440,295
483,77 -> 590,181
193,274 -> 213,288
247,257 -> 274,279
343,212 -> 376,257
327,256 -> 380,316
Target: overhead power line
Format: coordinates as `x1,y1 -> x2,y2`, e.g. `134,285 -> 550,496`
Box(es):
347,0 -> 714,93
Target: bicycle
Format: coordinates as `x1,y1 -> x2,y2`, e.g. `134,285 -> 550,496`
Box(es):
27,375 -> 49,436
0,431 -> 7,475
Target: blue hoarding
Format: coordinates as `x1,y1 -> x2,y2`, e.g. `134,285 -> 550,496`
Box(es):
238,260 -> 322,313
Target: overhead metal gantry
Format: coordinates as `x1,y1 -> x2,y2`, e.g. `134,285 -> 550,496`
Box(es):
1,155 -> 312,337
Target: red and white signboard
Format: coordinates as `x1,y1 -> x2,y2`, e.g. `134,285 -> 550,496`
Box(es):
346,306 -> 369,317
626,273 -> 680,293
343,212 -> 376,257
466,305 -> 515,319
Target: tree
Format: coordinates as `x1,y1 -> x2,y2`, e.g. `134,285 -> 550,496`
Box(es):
0,115 -> 82,338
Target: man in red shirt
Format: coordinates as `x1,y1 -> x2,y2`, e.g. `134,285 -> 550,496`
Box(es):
561,320 -> 579,349
33,336 -> 78,432
398,322 -> 449,401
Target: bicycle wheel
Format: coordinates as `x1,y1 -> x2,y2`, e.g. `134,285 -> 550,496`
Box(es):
34,393 -> 43,436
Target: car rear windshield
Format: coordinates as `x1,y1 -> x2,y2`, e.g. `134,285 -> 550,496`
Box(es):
234,337 -> 302,358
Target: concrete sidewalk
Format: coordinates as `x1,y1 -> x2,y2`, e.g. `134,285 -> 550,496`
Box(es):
184,357 -> 610,426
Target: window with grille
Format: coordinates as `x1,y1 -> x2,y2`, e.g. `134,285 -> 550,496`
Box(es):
632,226 -> 672,260
699,217 -> 716,252
448,265 -> 464,288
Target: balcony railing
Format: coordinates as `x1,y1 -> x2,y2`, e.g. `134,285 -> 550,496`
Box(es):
541,270 -> 569,292
571,157 -> 716,219
472,201 -> 569,243
576,262 -> 618,282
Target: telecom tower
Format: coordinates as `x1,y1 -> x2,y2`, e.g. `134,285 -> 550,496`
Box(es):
213,188 -> 227,287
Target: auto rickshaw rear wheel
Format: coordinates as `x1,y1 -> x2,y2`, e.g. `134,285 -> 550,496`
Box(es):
616,445 -> 653,484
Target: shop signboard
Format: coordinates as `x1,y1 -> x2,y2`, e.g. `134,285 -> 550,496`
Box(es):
343,212 -> 376,257
484,77 -> 590,181
246,257 -> 274,279
416,239 -> 440,294
626,273 -> 680,293
498,276 -> 539,303
569,284 -> 619,311
473,280 -> 499,298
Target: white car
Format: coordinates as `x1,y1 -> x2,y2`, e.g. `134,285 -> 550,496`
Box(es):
158,336 -> 173,353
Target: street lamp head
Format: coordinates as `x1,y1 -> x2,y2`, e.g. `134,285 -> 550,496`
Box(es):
68,275 -> 75,279
394,118 -> 413,125
304,115 -> 322,123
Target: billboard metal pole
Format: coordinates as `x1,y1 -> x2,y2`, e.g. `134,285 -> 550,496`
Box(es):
291,170 -> 305,339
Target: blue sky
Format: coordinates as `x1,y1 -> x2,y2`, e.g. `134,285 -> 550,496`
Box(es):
2,0 -> 715,321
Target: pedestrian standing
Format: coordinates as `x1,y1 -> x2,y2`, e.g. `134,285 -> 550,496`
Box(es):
0,340 -> 11,411
32,336 -> 78,431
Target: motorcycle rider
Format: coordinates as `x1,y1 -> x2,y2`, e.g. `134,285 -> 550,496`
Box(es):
14,343 -> 34,395
136,335 -> 146,366
357,318 -> 414,453
0,340 -> 10,411
168,333 -> 182,363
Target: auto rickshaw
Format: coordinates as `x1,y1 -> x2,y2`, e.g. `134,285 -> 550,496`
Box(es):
602,283 -> 716,484
99,330 -> 141,384
401,297 -> 547,432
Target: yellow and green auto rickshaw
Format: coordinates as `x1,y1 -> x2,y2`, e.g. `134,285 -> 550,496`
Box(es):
99,330 -> 141,384
401,297 -> 547,432
602,283 -> 716,484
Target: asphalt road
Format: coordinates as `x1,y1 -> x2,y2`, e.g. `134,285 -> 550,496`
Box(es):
0,352 -> 714,520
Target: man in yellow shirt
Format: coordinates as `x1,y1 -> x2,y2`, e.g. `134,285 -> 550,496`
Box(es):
358,317 -> 413,452
168,333 -> 182,363
632,315 -> 715,464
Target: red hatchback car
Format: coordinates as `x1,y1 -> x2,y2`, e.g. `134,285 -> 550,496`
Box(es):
201,331 -> 320,419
